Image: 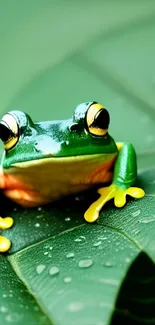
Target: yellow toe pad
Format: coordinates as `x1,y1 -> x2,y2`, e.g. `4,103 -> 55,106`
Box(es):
0,217 -> 14,253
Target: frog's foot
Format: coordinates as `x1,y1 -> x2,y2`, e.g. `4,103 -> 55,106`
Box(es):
0,217 -> 14,253
84,184 -> 145,223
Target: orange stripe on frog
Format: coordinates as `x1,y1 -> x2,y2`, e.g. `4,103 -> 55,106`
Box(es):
88,155 -> 117,184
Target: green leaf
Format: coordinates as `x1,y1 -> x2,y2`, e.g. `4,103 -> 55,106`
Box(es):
1,168 -> 155,325
1,1 -> 155,325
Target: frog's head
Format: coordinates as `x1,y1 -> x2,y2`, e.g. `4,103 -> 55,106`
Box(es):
0,102 -> 117,168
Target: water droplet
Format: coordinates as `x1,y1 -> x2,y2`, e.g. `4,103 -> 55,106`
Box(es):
65,217 -> 71,221
35,223 -> 40,227
36,215 -> 43,219
139,216 -> 155,224
78,259 -> 93,268
66,252 -> 75,258
64,277 -> 72,283
74,236 -> 86,243
38,207 -> 42,211
5,312 -> 22,322
93,241 -> 102,247
75,238 -> 82,242
49,266 -> 59,276
44,251 -> 48,255
103,261 -> 113,267
131,209 -> 141,217
98,236 -> 107,241
49,246 -> 53,250
34,306 -> 39,311
36,264 -> 46,275
125,257 -> 131,263
0,306 -> 7,313
134,229 -> 140,235
67,302 -> 84,312
99,278 -> 118,286
115,242 -> 120,246
3,294 -> 7,298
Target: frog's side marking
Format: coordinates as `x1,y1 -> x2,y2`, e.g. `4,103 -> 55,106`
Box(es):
0,102 -> 145,252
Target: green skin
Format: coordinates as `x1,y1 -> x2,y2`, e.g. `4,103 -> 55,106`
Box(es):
2,102 -> 137,191
0,101 -> 145,253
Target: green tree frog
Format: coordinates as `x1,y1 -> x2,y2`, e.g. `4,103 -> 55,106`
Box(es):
0,101 -> 145,252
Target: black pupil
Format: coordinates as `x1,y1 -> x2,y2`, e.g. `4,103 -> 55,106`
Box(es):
0,123 -> 14,142
91,109 -> 110,130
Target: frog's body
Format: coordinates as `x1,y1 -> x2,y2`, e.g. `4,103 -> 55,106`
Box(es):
2,153 -> 116,207
0,102 -> 145,252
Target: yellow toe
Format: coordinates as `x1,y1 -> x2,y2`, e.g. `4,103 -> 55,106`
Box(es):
126,187 -> 145,199
114,191 -> 126,208
0,236 -> 11,252
0,217 -> 14,230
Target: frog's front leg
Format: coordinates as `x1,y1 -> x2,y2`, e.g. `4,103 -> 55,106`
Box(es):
84,143 -> 145,223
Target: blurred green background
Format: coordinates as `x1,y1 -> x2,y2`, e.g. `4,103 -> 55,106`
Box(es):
1,2 -> 155,325
0,0 -> 155,154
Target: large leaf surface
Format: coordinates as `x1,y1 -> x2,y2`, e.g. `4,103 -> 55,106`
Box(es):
0,1 -> 155,325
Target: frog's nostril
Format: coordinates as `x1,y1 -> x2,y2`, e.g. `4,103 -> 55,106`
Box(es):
69,123 -> 79,132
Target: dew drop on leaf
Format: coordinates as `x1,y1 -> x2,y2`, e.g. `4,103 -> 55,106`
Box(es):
49,266 -> 59,276
36,264 -> 46,275
35,223 -> 40,227
64,277 -> 72,283
67,302 -> 84,312
65,217 -> 71,221
74,236 -> 86,243
78,259 -> 93,268
66,252 -> 75,258
131,209 -> 141,217
134,229 -> 140,235
2,294 -> 7,298
0,306 -> 7,313
125,257 -> 131,263
103,261 -> 113,267
98,236 -> 107,241
93,241 -> 102,247
139,216 -> 155,223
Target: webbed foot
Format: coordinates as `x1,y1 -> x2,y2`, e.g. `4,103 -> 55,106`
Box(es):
0,217 -> 14,252
84,184 -> 145,223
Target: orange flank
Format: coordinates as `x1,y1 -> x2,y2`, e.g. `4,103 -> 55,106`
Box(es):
88,157 -> 116,184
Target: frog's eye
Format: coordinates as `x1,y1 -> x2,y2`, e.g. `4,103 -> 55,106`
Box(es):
86,103 -> 110,136
0,113 -> 19,150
